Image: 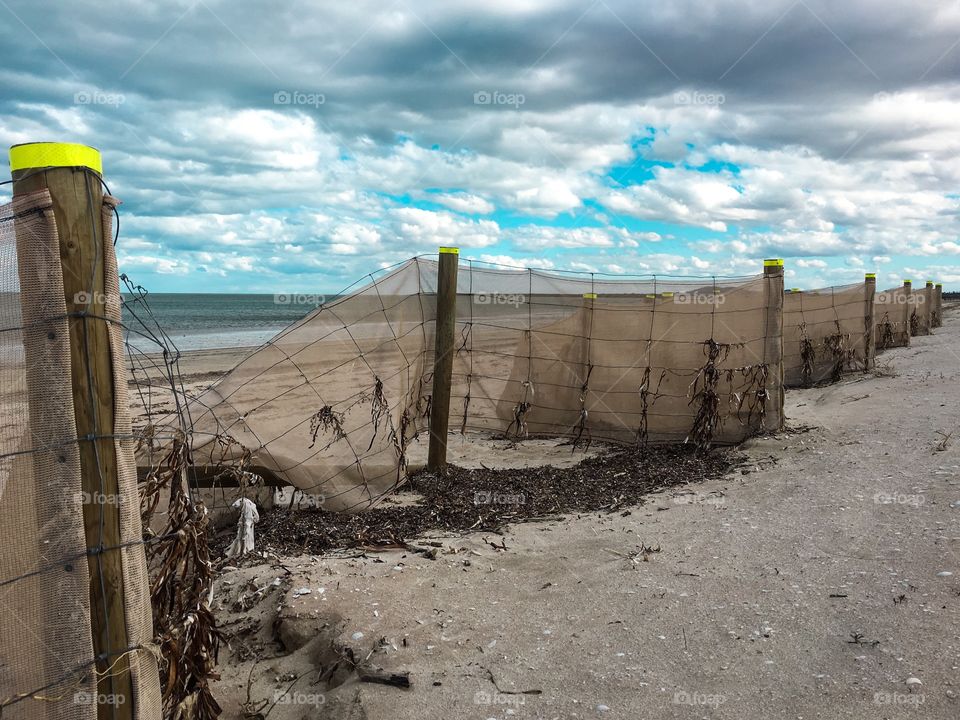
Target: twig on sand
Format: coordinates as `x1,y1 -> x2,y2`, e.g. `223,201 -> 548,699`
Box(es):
480,666 -> 542,696
934,431 -> 953,452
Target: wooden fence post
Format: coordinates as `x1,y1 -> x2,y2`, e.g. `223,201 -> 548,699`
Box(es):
864,273 -> 876,370
904,279 -> 914,338
935,283 -> 943,327
925,281 -> 934,332
428,246 -> 459,471
11,142 -> 156,719
763,259 -> 784,431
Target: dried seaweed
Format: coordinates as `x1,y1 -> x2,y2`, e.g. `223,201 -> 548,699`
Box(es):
876,311 -> 895,351
307,405 -> 346,449
368,377 -> 388,450
141,436 -> 222,720
910,308 -> 920,336
218,445 -> 735,558
798,322 -> 816,388
823,328 -> 856,382
686,339 -> 734,451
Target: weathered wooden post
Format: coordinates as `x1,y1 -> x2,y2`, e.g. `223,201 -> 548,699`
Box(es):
428,246 -> 459,471
763,259 -> 784,431
11,142 -> 159,720
925,281 -> 935,332
864,273 -> 876,370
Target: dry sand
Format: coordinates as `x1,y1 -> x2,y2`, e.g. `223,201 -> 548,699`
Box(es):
199,307 -> 958,718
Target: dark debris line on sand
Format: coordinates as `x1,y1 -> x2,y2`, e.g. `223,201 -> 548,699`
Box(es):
214,446 -> 736,557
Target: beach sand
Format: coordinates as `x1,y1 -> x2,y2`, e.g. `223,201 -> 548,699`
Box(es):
202,303 -> 960,719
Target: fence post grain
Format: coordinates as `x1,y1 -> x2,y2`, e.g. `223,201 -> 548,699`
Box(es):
428,246 -> 459,471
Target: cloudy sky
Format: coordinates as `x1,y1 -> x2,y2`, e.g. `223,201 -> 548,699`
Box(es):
2,0 -> 959,291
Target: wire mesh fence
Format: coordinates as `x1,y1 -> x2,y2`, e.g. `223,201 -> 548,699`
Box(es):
149,257 -> 786,514
782,281 -> 875,388
874,284 -> 912,351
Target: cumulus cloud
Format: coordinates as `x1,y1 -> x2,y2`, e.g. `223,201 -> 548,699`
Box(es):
1,0 -> 958,290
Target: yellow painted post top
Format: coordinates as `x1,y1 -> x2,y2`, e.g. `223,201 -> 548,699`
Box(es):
10,142 -> 102,174
438,246 -> 459,255
865,273 -> 876,280
790,288 -> 801,292
936,283 -> 943,288
763,259 -> 784,267
643,294 -> 655,298
925,281 -> 934,287
582,292 -> 597,299
903,279 -> 912,285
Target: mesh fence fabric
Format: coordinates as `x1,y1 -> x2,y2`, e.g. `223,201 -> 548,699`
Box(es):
911,286 -> 933,336
782,281 -> 874,388
0,189 -> 160,720
874,285 -> 911,350
169,259 -> 783,512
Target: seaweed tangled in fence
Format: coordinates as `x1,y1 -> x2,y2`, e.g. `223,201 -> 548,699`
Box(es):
685,340 -> 770,451
308,405 -> 346,449
876,311 -> 895,351
910,308 -> 920,336
141,436 -> 222,720
686,339 -> 731,451
798,322 -> 816,388
823,324 -> 856,382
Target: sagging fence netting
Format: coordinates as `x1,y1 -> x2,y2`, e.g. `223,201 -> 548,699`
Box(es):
782,281 -> 875,388
165,258 -> 785,513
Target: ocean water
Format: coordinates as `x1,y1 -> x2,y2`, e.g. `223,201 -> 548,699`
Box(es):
122,294 -> 324,352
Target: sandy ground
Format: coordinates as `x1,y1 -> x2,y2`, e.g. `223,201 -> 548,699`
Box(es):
200,307 -> 959,719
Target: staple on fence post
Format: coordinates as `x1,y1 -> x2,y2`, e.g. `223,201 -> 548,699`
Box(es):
11,142 -> 159,720
428,246 -> 459,471
864,273 -> 876,370
762,259 -> 784,431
